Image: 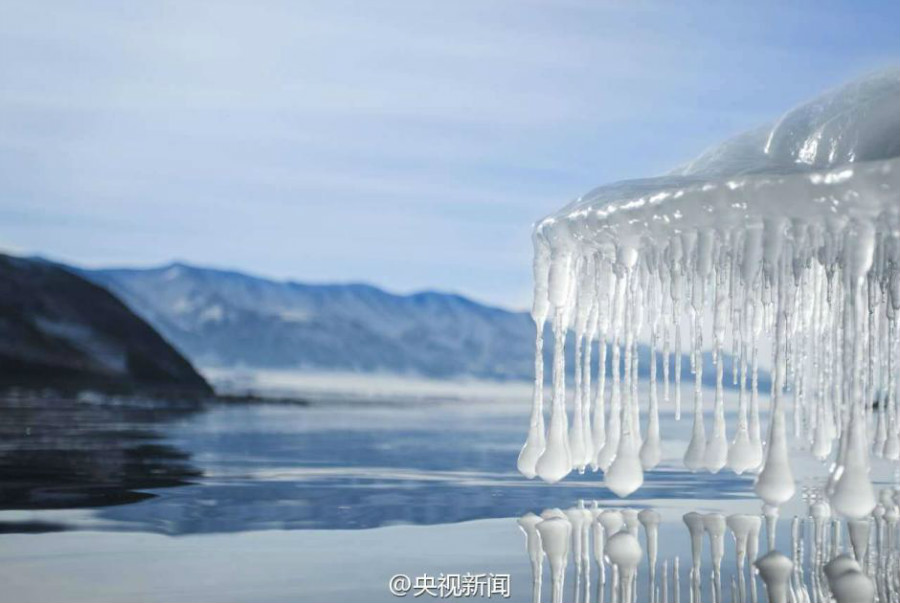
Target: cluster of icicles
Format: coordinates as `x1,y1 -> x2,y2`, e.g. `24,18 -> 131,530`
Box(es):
520,492 -> 900,603
518,216 -> 900,518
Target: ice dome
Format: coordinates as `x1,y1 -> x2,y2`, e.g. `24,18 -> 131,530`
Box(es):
538,69 -> 900,249
675,69 -> 900,177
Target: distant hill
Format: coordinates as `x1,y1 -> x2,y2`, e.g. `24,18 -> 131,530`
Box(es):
0,254 -> 212,395
85,263 -> 534,380
84,262 -> 751,389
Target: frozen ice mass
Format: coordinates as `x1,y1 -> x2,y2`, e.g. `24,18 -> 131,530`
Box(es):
518,70 -> 900,515
520,497 -> 899,603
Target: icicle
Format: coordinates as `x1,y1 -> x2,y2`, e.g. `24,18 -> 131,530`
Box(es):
527,74 -> 900,497
829,221 -> 878,518
728,310 -> 755,473
535,243 -> 574,484
748,301 -> 764,472
569,257 -> 589,473
592,332 -> 608,471
596,269 -> 624,472
661,260 -> 672,412
640,318 -> 662,470
885,316 -> 900,460
582,280 -> 598,472
670,237 -> 684,421
630,263 -> 644,446
606,247 -> 645,497
683,312 -> 707,470
755,254 -> 796,507
518,235 -> 551,478
705,252 -> 729,473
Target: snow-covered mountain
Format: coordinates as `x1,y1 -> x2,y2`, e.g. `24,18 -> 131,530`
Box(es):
83,263 -> 747,389
85,263 -> 536,380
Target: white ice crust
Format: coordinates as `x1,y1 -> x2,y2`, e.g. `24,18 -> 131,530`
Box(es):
519,70 -> 900,513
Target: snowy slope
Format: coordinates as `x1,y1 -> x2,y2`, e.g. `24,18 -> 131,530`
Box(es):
83,263 -> 738,386
86,263 -> 536,380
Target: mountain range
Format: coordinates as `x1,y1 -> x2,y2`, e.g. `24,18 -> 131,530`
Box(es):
85,263 -> 535,380
83,262 -> 741,388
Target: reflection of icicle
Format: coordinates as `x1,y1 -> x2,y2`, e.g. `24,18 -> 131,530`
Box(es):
523,495 -> 900,603
565,503 -> 590,603
755,550 -> 793,603
518,513 -> 544,603
847,518 -> 870,566
683,512 -> 704,603
606,531 -> 642,603
538,510 -> 571,603
590,503 -> 606,591
703,513 -> 726,603
747,516 -> 760,603
727,514 -> 759,603
824,553 -> 875,603
639,510 -> 660,603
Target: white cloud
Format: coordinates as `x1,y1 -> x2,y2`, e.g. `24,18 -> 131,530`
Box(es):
1,0 -> 898,308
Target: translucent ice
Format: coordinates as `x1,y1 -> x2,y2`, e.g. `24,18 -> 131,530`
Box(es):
523,70 -> 900,508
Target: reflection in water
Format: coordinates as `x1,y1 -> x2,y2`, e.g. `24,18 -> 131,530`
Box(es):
519,513 -> 544,603
520,493 -> 899,603
1,398 -> 765,534
0,396 -> 200,521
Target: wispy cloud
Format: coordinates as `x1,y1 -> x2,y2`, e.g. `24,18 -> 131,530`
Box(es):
1,0 -> 898,308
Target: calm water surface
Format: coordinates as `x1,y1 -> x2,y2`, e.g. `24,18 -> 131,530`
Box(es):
0,394 -> 896,602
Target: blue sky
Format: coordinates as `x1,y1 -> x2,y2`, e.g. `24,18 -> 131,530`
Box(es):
1,1 -> 898,309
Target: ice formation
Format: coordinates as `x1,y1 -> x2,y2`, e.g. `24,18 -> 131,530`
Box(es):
519,70 -> 900,514
520,496 -> 897,603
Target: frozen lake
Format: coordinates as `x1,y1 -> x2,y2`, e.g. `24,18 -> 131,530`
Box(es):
0,390 -> 897,602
